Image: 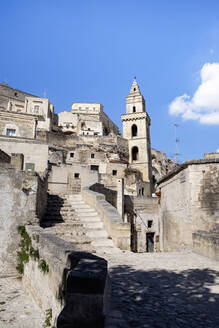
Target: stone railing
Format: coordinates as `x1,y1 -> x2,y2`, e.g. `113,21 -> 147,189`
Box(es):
23,226 -> 107,327
81,187 -> 131,250
193,231 -> 219,262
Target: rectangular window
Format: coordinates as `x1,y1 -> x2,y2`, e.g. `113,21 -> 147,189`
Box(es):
91,153 -> 95,158
70,152 -> 74,158
34,105 -> 40,113
91,165 -> 99,171
74,173 -> 80,179
6,129 -> 16,136
25,163 -> 35,172
112,170 -> 117,176
148,220 -> 153,228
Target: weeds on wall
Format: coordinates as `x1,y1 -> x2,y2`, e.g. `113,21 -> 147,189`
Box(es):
16,226 -> 49,275
39,259 -> 49,273
43,308 -> 53,327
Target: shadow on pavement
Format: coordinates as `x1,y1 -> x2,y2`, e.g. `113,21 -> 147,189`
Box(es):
106,265 -> 219,328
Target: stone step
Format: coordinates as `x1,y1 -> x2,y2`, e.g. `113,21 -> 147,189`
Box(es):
86,230 -> 108,238
84,222 -> 104,229
54,231 -> 86,238
79,216 -> 102,222
67,235 -> 92,244
91,238 -> 114,247
69,200 -> 85,205
45,222 -> 84,231
43,215 -> 68,220
71,204 -> 91,210
75,209 -> 98,215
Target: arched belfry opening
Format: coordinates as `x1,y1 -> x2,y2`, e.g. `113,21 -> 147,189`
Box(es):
132,124 -> 138,137
133,106 -> 136,112
132,146 -> 139,161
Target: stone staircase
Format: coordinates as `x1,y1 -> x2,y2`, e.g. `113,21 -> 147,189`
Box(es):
41,193 -> 121,255
68,194 -> 121,254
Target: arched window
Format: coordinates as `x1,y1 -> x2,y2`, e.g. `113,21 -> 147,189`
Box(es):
81,122 -> 85,129
133,106 -> 136,112
132,146 -> 139,161
132,124 -> 138,137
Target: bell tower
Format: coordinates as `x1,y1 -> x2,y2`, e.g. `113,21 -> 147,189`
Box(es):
121,77 -> 152,183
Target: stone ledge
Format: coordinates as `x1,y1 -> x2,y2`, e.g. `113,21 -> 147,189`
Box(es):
157,158 -> 219,185
82,187 -> 130,250
24,226 -> 107,327
193,231 -> 219,262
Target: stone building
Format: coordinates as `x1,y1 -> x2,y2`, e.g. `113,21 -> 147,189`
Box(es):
58,102 -> 119,136
157,158 -> 219,258
0,78 -> 178,255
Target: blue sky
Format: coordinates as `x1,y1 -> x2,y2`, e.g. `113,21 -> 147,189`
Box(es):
1,0 -> 219,162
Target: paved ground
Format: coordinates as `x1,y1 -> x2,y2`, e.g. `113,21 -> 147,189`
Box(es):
0,274 -> 44,328
0,251 -> 219,328
104,250 -> 219,328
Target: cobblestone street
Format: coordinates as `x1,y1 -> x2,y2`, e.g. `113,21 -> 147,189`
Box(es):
0,251 -> 219,328
104,250 -> 219,328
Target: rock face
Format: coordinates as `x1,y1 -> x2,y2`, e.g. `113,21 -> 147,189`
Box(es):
151,148 -> 177,183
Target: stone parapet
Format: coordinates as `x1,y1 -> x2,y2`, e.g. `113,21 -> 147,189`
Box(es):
193,231 -> 219,262
82,187 -> 131,250
24,226 -> 107,327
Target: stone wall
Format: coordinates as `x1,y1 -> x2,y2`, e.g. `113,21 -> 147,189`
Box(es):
48,164 -> 99,194
22,226 -> 107,327
82,187 -> 130,250
157,159 -> 219,251
0,167 -> 47,272
193,231 -> 219,261
0,148 -> 10,163
90,183 -> 117,208
0,136 -> 49,172
0,111 -> 36,138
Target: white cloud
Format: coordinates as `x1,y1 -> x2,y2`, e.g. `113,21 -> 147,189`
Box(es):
169,62 -> 219,124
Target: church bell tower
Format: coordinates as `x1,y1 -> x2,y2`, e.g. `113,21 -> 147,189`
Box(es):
121,77 -> 152,183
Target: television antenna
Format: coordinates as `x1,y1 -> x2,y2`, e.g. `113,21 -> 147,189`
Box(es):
174,123 -> 180,163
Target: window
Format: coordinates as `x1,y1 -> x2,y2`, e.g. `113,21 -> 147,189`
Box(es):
34,105 -> 40,113
132,146 -> 139,161
70,152 -> 74,158
133,106 -> 136,113
14,92 -> 18,97
91,165 -> 99,171
142,188 -> 144,196
133,88 -> 136,91
148,220 -> 153,228
74,173 -> 80,179
25,163 -> 35,172
91,153 -> 95,158
132,124 -> 138,137
112,170 -> 117,176
6,129 -> 16,136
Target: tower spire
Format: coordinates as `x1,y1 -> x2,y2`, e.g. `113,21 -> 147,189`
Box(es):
129,77 -> 141,96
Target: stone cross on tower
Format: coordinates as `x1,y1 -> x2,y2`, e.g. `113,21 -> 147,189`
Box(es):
121,77 -> 152,184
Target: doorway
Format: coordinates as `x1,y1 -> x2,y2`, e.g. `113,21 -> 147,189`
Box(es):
146,233 -> 154,253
